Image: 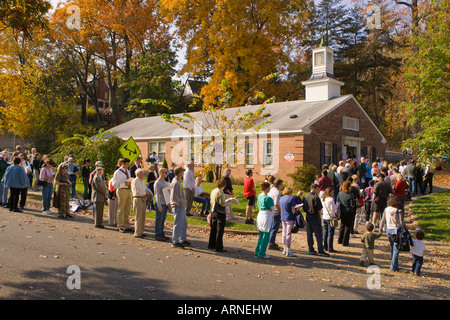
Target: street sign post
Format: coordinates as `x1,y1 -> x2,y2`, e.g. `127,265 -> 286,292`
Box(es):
119,137 -> 141,163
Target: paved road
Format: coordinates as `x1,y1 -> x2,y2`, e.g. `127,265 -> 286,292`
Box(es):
0,203 -> 448,302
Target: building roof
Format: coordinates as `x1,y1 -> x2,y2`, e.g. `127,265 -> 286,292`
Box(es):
106,94 -> 386,142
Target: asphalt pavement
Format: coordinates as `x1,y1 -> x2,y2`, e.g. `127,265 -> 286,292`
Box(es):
0,199 -> 449,302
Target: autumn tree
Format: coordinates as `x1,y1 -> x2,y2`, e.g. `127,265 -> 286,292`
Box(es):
50,0 -> 175,124
0,0 -> 51,37
161,0 -> 314,108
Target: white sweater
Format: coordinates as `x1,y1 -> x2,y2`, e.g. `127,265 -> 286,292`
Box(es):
322,197 -> 337,220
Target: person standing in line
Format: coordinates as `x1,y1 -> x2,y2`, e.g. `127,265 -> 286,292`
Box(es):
303,183 -> 329,256
2,157 -> 29,212
112,158 -> 133,233
67,157 -> 79,199
39,159 -> 55,214
167,162 -> 176,183
372,173 -> 393,227
255,182 -> 275,259
423,161 -> 435,194
92,167 -> 107,228
170,166 -> 190,248
222,168 -> 236,220
18,153 -> 32,210
129,156 -> 142,178
379,195 -> 403,272
154,168 -> 170,241
337,180 -> 356,247
208,179 -> 228,252
54,164 -> 72,218
107,180 -> 118,227
81,159 -> 92,201
318,170 -> 332,198
131,168 -> 152,238
280,186 -> 297,257
358,157 -> 367,189
393,173 -> 409,225
363,180 -> 375,223
183,161 -> 195,217
31,153 -> 42,191
321,187 -> 338,253
147,152 -> 160,177
268,179 -> 283,251
405,160 -> 418,196
146,164 -> 157,210
243,169 -> 256,224
0,152 -> 10,206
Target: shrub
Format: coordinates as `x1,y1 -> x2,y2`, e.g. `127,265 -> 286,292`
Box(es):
287,164 -> 319,193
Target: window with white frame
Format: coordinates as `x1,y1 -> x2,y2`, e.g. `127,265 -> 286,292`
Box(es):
263,140 -> 274,167
343,116 -> 359,131
148,141 -> 166,162
245,141 -> 254,166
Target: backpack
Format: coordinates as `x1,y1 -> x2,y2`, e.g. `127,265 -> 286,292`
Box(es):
292,211 -> 305,233
397,226 -> 413,252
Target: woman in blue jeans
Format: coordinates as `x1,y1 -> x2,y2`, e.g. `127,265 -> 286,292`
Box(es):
39,160 -> 55,214
380,196 -> 402,271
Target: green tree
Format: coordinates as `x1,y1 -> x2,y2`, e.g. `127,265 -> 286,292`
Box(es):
402,0 -> 450,160
123,42 -> 182,119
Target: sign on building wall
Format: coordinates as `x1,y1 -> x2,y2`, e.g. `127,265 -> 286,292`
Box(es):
284,153 -> 294,162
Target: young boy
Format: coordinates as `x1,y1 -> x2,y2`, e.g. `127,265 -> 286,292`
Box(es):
411,230 -> 426,276
360,221 -> 382,266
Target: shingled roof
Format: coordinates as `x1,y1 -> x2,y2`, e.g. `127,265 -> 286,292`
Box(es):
106,94 -> 385,141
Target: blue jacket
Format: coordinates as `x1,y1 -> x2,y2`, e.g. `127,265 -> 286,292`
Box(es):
2,165 -> 30,189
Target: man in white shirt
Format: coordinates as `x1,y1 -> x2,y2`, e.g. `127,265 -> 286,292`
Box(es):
112,158 -> 133,233
268,179 -> 283,250
183,162 -> 195,216
131,168 -> 152,238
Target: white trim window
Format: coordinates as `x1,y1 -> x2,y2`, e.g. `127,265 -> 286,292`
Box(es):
343,116 -> 359,131
148,141 -> 166,162
263,140 -> 274,168
245,141 -> 254,167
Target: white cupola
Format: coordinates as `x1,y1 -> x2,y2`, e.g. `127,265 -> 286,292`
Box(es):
302,45 -> 344,102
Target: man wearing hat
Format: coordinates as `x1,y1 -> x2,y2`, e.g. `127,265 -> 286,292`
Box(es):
371,173 -> 394,227
131,168 -> 152,238
92,166 -> 107,228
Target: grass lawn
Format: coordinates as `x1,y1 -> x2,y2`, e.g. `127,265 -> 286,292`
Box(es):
411,191 -> 450,242
74,181 -> 260,232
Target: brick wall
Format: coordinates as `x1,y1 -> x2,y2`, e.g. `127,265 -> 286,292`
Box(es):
132,98 -> 385,185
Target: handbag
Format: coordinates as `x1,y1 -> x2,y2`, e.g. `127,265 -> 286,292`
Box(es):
37,180 -> 48,187
53,189 -> 60,208
357,197 -> 364,208
324,199 -> 339,229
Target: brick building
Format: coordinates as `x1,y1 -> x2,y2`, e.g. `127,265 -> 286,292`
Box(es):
107,46 -> 386,184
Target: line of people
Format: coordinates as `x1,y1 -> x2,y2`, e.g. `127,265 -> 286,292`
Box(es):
1,147 -> 429,275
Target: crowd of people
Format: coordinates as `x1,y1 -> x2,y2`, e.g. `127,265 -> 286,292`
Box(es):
0,145 -> 433,276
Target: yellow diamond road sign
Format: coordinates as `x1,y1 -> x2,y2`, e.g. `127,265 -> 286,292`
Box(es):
119,137 -> 141,163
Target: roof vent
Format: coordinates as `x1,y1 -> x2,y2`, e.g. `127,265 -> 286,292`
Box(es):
290,114 -> 298,119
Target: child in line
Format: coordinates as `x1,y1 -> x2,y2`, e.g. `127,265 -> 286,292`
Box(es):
360,221 -> 382,266
411,230 -> 426,276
